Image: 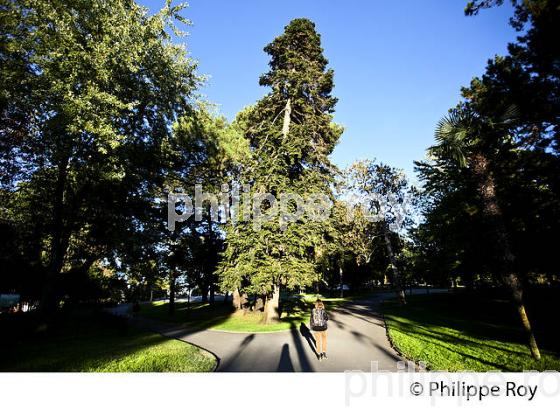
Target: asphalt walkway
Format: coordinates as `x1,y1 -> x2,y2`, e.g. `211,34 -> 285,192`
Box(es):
122,289 -> 446,372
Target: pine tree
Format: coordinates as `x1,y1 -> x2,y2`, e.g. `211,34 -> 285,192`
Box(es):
218,18 -> 342,323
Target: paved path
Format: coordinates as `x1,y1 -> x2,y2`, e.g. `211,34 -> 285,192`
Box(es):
120,289 -> 447,372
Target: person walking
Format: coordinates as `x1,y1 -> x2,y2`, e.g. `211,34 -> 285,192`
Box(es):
310,299 -> 329,360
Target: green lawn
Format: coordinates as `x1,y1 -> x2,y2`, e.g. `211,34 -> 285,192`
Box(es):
383,292 -> 560,371
139,294 -> 349,332
0,313 -> 216,372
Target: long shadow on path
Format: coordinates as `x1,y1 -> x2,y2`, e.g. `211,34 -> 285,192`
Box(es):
277,344 -> 295,372
218,334 -> 255,371
290,324 -> 313,371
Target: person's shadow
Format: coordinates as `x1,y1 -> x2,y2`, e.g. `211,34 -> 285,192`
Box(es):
299,323 -> 319,359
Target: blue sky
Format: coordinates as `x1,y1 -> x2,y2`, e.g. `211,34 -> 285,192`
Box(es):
140,0 -> 518,180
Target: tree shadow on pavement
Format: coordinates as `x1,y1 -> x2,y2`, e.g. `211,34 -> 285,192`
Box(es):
217,334 -> 255,371
290,323 -> 313,371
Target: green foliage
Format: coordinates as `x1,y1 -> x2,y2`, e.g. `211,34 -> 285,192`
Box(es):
416,0 -> 560,287
340,160 -> 418,287
162,106 -> 248,303
218,19 -> 343,299
0,0 -> 200,306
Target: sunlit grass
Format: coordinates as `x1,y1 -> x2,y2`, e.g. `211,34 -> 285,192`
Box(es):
384,294 -> 560,371
139,294 -> 349,332
1,316 -> 216,372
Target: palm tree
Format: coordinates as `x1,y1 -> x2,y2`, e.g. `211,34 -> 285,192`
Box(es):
431,107 -> 541,360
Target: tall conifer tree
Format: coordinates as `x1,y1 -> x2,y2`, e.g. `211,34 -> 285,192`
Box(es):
218,18 -> 342,322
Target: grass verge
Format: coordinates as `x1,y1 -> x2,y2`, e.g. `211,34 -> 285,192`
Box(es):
383,292 -> 560,371
139,294 -> 349,332
0,312 -> 216,372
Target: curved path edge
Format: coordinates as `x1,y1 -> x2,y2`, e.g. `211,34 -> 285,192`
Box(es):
111,288 -> 448,372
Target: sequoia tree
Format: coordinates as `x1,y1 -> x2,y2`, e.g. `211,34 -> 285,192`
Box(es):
218,19 -> 343,323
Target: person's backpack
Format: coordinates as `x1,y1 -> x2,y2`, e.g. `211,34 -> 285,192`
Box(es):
311,308 -> 327,330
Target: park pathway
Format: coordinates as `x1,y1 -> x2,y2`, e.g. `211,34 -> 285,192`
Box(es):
124,290 -> 446,372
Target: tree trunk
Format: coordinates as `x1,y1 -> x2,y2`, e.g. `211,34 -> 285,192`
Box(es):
383,225 -> 406,305
339,265 -> 344,298
507,273 -> 541,359
206,211 -> 216,305
471,152 -> 541,360
240,292 -> 249,311
168,272 -> 176,316
39,154 -> 70,319
232,288 -> 244,310
282,98 -> 291,139
254,295 -> 265,312
263,283 -> 281,324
